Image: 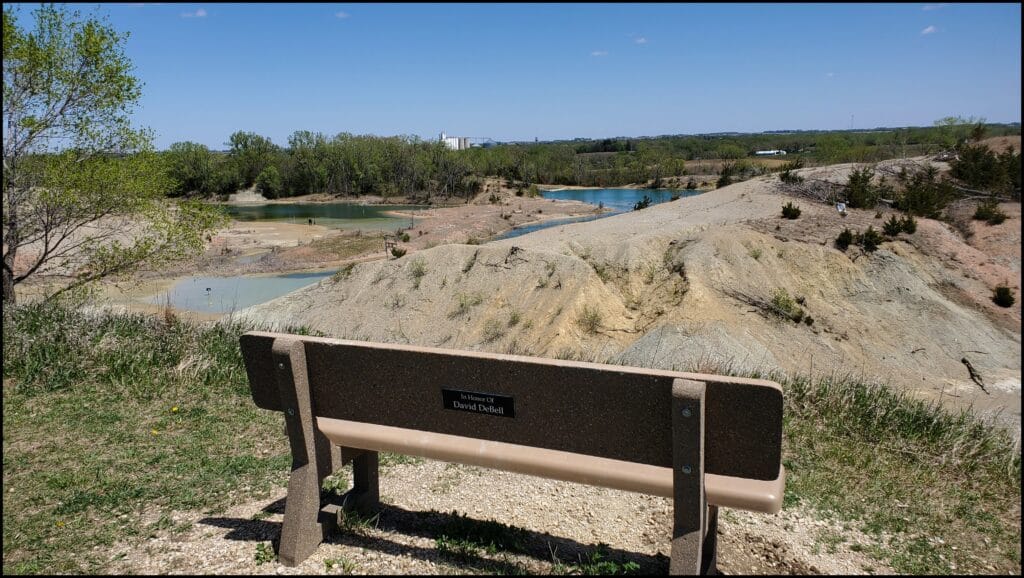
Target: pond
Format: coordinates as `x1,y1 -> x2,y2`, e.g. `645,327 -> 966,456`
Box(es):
493,187 -> 705,241
142,270 -> 336,314
224,203 -> 425,231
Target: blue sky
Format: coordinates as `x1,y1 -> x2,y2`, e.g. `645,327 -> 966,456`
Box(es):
12,3 -> 1021,149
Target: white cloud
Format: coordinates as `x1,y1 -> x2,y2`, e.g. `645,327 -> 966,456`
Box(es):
634,36 -> 648,45
825,72 -> 835,78
922,4 -> 946,11
591,50 -> 608,57
181,8 -> 207,18
921,25 -> 938,35
335,11 -> 350,19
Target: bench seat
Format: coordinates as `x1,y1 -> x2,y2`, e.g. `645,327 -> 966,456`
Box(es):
318,417 -> 784,514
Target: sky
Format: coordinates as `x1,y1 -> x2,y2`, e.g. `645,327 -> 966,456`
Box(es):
10,3 -> 1022,149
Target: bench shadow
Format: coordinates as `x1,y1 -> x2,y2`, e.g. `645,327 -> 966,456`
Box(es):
198,499 -> 672,574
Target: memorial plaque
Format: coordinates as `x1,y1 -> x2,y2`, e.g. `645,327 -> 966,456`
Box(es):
442,388 -> 515,418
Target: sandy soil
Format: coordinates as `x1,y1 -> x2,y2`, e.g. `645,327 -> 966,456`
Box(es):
105,459 -> 892,576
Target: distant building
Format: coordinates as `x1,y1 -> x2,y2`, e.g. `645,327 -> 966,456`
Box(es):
754,149 -> 787,156
440,131 -> 470,151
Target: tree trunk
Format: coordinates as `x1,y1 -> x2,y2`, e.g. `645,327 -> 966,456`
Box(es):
2,258 -> 15,305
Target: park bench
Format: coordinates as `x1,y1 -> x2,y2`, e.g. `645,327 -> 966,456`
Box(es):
240,331 -> 785,574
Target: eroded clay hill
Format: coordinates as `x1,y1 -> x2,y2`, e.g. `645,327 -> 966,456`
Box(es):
237,162 -> 1021,428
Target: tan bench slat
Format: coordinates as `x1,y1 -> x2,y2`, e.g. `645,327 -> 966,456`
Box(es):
318,417 -> 784,514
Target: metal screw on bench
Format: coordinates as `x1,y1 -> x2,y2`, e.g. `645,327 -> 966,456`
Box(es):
681,465 -> 692,475
681,407 -> 692,418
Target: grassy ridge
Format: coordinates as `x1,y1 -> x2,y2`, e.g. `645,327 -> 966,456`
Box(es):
2,302 -> 1021,574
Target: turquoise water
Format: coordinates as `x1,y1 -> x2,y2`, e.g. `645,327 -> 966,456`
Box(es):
143,271 -> 336,314
494,188 -> 705,241
224,203 -> 424,231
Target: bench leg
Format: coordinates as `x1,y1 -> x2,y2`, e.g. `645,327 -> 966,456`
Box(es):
670,378 -> 706,575
274,337 -> 329,567
339,447 -> 380,515
701,506 -> 719,575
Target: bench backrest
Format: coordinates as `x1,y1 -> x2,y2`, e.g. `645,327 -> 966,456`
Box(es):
240,331 -> 783,481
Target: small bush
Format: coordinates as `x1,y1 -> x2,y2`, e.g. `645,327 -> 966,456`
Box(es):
771,288 -> 805,323
993,285 -> 1015,308
835,228 -> 855,251
973,199 -> 1007,225
408,258 -> 427,288
633,195 -> 652,211
883,215 -> 903,237
781,202 -> 802,219
900,215 -> 917,234
846,167 -> 880,209
779,157 -> 805,184
400,232 -> 411,242
859,226 -> 883,253
390,247 -> 407,258
803,315 -> 815,326
481,319 -> 505,343
685,178 -> 698,190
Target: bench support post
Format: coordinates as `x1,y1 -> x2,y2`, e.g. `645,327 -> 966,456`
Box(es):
670,378 -> 707,575
273,337 -> 336,567
339,447 -> 380,515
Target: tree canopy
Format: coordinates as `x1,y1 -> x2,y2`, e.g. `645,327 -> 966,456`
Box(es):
3,4 -> 224,304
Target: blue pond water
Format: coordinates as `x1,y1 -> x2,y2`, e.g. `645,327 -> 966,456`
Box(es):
224,203 -> 424,231
143,270 -> 336,314
494,187 -> 705,241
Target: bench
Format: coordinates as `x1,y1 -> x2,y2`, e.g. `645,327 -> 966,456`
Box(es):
240,331 -> 785,574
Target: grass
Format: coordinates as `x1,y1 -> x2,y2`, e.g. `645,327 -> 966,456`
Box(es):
575,305 -> 602,334
408,257 -> 427,289
481,318 -> 506,343
448,292 -> 484,319
3,300 -> 1021,575
310,233 -> 385,261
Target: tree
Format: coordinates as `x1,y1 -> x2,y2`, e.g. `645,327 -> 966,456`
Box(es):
3,4 -> 225,304
227,131 -> 277,188
165,141 -> 214,196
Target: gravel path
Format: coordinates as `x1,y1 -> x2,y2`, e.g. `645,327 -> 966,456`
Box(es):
105,459 -> 892,575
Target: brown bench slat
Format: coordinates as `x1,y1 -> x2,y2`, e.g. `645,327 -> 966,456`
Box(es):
241,331 -> 783,481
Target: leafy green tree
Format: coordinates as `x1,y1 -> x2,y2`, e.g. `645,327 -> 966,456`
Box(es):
255,165 -> 283,198
845,167 -> 880,209
165,141 -> 214,196
227,131 -> 277,188
2,4 -> 225,304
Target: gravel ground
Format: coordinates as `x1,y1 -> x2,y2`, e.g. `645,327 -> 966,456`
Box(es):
105,459 -> 893,575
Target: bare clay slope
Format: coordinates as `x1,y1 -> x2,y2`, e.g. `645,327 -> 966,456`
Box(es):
236,167 -> 1021,427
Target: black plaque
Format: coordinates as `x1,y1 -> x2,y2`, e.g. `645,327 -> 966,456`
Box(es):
442,389 -> 515,418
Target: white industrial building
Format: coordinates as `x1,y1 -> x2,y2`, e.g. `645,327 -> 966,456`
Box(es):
754,149 -> 787,156
440,131 -> 470,150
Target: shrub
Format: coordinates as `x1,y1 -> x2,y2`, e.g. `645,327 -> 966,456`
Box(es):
770,288 -> 805,323
408,258 -> 427,288
254,165 -> 283,198
686,178 -> 698,190
883,215 -> 903,237
900,215 -> 917,234
390,247 -> 406,258
781,201 -> 802,219
779,157 -> 805,184
846,167 -> 880,209
633,195 -> 652,211
481,319 -> 505,343
993,285 -> 1015,308
835,228 -> 855,251
973,199 -> 1007,225
896,164 -> 955,218
400,232 -> 411,242
859,226 -> 883,253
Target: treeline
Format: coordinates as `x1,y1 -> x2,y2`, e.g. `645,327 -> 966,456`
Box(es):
162,122 -> 1020,198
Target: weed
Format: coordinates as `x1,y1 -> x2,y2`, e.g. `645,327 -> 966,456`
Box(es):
321,472 -> 349,496
462,250 -> 479,273
576,305 -> 602,334
400,232 -> 411,242
508,311 -> 522,327
324,557 -> 357,573
449,293 -> 484,319
555,543 -> 641,575
835,228 -> 855,251
482,319 -> 506,343
390,247 -> 407,258
254,542 -> 276,565
332,263 -> 356,282
748,247 -> 763,260
408,258 -> 427,289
